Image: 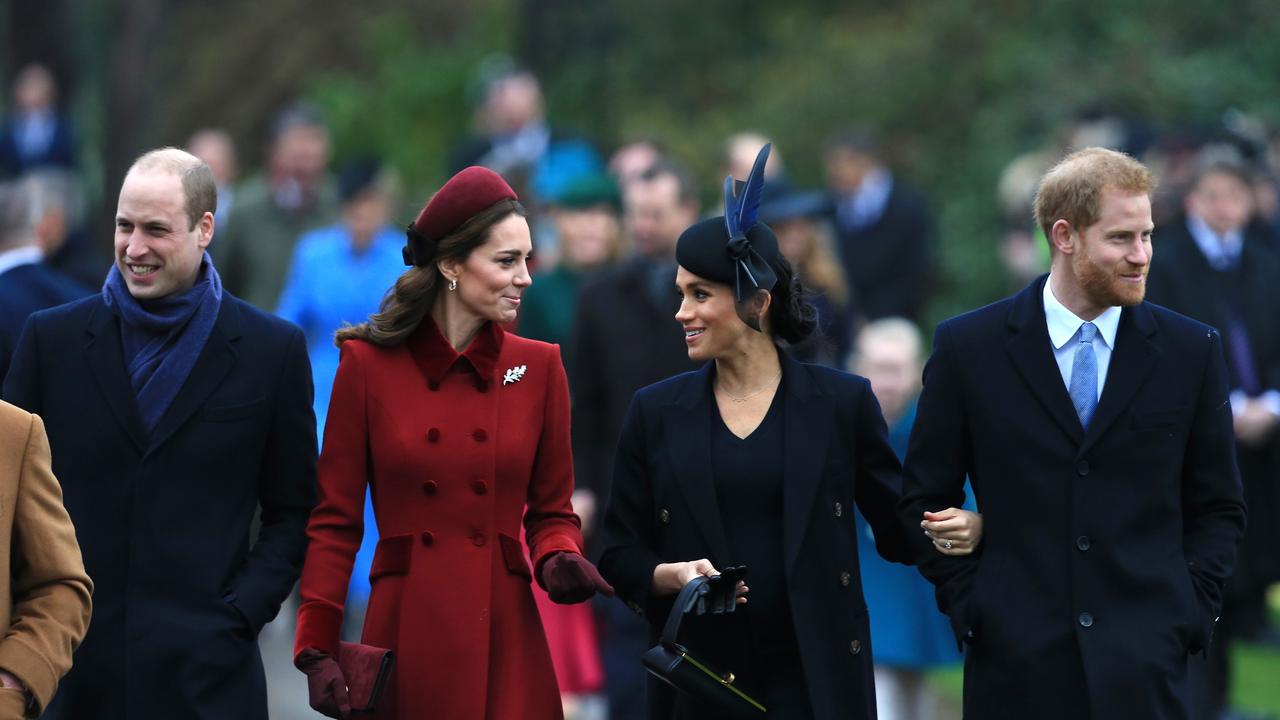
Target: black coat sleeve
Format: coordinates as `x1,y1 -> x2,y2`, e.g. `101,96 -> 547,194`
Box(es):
897,323 -> 979,647
597,395 -> 667,619
851,378 -> 913,564
1182,329 -> 1247,651
2,314 -> 42,412
225,327 -> 318,631
568,295 -> 610,500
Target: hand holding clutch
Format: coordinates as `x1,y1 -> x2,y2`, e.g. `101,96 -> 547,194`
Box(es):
540,552 -> 615,604
297,648 -> 351,719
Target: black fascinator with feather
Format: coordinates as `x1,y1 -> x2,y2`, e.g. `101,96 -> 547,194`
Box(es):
676,143 -> 780,332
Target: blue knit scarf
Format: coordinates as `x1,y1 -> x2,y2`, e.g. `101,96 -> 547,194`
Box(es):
102,252 -> 223,433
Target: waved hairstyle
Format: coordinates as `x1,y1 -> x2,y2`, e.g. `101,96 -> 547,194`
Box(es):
1032,147 -> 1154,248
334,198 -> 527,347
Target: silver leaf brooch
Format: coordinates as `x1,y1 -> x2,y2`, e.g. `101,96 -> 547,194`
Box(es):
503,365 -> 527,386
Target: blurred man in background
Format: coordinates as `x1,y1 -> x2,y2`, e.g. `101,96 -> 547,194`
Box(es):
0,178 -> 89,384
825,130 -> 934,325
569,159 -> 700,720
0,64 -> 76,178
1145,154 -> 1280,720
188,128 -> 239,228
216,103 -> 338,310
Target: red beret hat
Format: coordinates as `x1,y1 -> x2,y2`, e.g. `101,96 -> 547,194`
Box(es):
403,166 -> 518,266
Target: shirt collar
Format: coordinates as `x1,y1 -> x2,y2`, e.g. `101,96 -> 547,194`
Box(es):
408,314 -> 505,388
1186,213 -> 1243,269
0,246 -> 43,277
1043,275 -> 1121,351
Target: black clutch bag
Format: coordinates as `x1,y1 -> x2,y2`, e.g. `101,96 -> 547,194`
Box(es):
337,641 -> 395,713
641,574 -> 766,717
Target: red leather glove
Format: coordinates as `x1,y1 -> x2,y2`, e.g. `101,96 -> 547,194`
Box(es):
540,552 -> 615,604
296,648 -> 351,719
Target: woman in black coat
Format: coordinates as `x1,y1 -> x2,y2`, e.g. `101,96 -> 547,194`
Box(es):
597,146 -> 981,720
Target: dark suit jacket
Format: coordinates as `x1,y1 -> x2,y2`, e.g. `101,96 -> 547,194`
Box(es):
1146,219 -> 1280,589
2,294 -> 317,720
0,113 -> 76,178
598,353 -> 912,720
831,180 -> 933,323
568,258 -> 698,521
0,261 -> 91,385
899,276 -> 1246,720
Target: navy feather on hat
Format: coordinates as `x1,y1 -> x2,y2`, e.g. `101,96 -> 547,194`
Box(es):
676,143 -> 779,302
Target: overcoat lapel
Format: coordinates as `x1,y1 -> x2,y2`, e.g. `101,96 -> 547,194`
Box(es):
148,300 -> 242,452
1079,303 -> 1159,456
780,355 -> 830,575
1004,277 -> 1085,445
665,364 -> 733,565
84,302 -> 147,454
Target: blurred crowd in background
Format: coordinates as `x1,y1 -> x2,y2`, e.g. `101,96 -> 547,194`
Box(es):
3,41 -> 1280,720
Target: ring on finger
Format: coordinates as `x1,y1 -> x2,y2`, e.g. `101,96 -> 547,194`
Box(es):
943,540 -> 953,550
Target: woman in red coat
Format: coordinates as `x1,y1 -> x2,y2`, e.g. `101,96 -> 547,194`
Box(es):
293,167 -> 612,720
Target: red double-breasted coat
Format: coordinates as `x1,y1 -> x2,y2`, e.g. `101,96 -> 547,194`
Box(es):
295,317 -> 583,720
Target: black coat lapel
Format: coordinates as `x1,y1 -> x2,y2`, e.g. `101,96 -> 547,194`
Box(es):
665,365 -> 734,565
147,300 -> 242,452
781,356 -> 830,575
1079,303 -> 1159,455
84,303 -> 147,454
1004,276 -> 1085,445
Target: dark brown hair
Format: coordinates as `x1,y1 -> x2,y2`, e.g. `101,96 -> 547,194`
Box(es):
334,198 -> 527,346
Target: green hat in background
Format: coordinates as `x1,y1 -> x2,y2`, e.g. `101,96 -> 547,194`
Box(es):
553,173 -> 621,212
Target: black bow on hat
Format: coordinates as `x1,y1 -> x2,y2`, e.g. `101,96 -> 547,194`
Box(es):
723,143 -> 778,302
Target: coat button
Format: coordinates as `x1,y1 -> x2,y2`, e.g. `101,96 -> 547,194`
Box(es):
421,531 -> 434,546
840,571 -> 851,587
472,532 -> 487,547
1076,535 -> 1091,551
473,428 -> 488,442
422,480 -> 438,495
476,380 -> 489,393
1078,612 -> 1094,628
428,380 -> 440,391
1076,460 -> 1090,476
471,479 -> 488,495
834,502 -> 843,518
849,639 -> 862,655
427,428 -> 440,443
659,508 -> 671,525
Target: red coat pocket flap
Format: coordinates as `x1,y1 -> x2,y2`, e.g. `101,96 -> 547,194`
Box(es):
498,533 -> 533,580
369,534 -> 413,582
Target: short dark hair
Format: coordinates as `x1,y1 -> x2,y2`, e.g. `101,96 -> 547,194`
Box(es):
638,159 -> 697,206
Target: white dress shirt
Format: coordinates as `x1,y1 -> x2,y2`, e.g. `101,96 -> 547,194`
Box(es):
1043,276 -> 1122,401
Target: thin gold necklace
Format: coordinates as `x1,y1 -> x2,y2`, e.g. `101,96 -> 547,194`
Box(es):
716,368 -> 782,403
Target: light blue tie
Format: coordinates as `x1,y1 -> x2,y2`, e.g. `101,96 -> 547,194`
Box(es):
1069,322 -> 1099,429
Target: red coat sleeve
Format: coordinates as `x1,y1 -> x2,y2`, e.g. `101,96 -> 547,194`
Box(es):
294,341 -> 370,660
526,345 -> 585,584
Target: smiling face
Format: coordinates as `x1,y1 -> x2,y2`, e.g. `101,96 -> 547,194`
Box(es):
674,266 -> 761,362
442,213 -> 533,325
1052,188 -> 1153,315
114,169 -> 212,300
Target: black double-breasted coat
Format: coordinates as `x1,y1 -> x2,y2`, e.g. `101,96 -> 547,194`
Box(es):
2,294 -> 316,719
598,353 -> 912,720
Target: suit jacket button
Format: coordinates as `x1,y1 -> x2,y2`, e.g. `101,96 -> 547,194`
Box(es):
849,639 -> 862,655
422,480 -> 438,495
473,428 -> 488,442
1076,535 -> 1091,551
659,508 -> 671,524
421,531 -> 435,546
471,479 -> 488,495
472,532 -> 487,547
840,571 -> 852,587
834,502 -> 843,518
1076,460 -> 1090,476
1078,612 -> 1094,628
